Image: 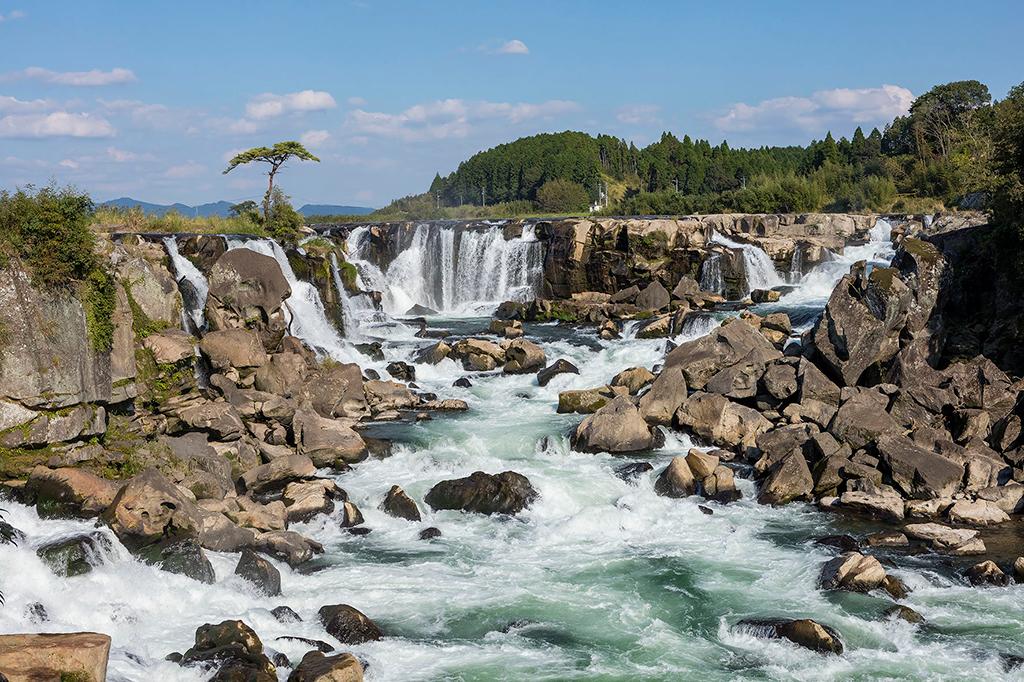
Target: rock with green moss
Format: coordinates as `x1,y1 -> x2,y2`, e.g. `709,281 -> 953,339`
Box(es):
37,531 -> 113,577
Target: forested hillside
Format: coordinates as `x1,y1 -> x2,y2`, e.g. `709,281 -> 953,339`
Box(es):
375,79 -> 1006,219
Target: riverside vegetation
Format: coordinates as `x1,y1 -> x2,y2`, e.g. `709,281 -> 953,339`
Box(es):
0,79 -> 1022,681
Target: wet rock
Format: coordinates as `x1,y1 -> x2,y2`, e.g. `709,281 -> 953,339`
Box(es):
572,396 -> 661,453
882,574 -> 910,600
341,501 -> 365,527
737,618 -> 844,655
450,338 -> 506,371
26,466 -> 120,518
698,505 -> 714,515
380,485 -> 422,522
751,288 -> 781,303
865,531 -> 909,548
419,527 -> 442,540
947,499 -> 1010,526
386,361 -> 416,382
814,535 -> 860,553
819,552 -> 887,592
36,531 -> 112,577
180,619 -> 276,680
294,407 -> 367,467
557,385 -> 620,414
283,479 -> 342,523
638,367 -> 688,426
275,636 -> 333,652
345,527 -> 372,537
635,281 -> 670,311
318,604 -> 384,645
425,471 -> 538,515
240,455 -> 317,495
614,461 -> 653,482
885,605 -> 925,624
235,548 -> 282,596
503,339 -> 546,374
254,530 -> 324,567
453,377 -> 472,388
271,606 -> 302,623
611,367 -> 656,395
137,538 -> 216,584
904,523 -> 984,555
0,632 -> 111,682
965,560 -> 1009,586
654,457 -> 696,498
102,469 -> 204,548
415,341 -> 451,365
288,651 -> 364,682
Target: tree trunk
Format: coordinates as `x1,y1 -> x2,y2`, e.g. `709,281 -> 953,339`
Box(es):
263,171 -> 275,225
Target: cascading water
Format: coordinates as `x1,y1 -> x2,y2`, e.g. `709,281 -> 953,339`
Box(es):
328,253 -> 378,340
347,223 -> 544,315
788,244 -> 804,284
709,230 -> 783,294
162,236 -> 209,333
699,253 -> 724,295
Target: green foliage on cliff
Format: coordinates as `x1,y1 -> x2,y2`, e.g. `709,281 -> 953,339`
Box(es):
537,178 -> 591,212
266,186 -> 304,245
81,268 -> 117,352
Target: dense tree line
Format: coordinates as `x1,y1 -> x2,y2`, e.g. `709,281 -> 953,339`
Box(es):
376,79 -> 1017,218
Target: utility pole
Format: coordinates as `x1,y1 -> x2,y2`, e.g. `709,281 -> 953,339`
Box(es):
435,192 -> 441,209
481,187 -> 486,207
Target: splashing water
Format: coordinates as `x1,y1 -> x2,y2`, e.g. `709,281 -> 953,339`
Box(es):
162,236 -> 209,332
710,230 -> 784,294
699,253 -> 724,294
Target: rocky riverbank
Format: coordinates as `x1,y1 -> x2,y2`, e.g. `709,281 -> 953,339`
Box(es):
1,210 -> 1020,680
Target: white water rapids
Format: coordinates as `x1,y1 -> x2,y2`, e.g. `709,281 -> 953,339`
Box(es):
3,219 -> 1022,680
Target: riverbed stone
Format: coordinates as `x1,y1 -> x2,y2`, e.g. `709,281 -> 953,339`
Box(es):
425,471 -> 538,515
611,367 -> 656,394
965,560 -> 1009,586
288,651 -> 364,682
503,339 -> 546,374
181,619 -> 276,680
318,604 -> 383,644
380,484 -> 422,521
235,548 -> 282,596
675,392 -> 771,451
819,552 -> 887,592
738,618 -> 844,655
572,396 -> 660,453
947,499 -> 1010,526
654,457 -> 696,498
537,358 -> 579,386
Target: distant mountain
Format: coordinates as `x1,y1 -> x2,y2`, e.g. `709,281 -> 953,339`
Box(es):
298,204 -> 374,216
99,198 -> 374,218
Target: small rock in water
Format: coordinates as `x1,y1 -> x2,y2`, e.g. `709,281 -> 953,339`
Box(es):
234,548 -> 282,596
387,361 -> 416,381
453,377 -> 472,388
341,501 -> 364,528
364,369 -> 381,380
814,535 -> 860,553
271,606 -> 302,623
698,505 -> 714,515
380,485 -> 422,522
272,651 -> 290,668
345,527 -> 372,537
885,605 -> 925,624
737,618 -> 844,655
614,461 -> 653,482
318,604 -> 384,644
1013,556 -> 1024,582
965,560 -> 1009,586
865,531 -> 909,548
25,602 -> 48,623
275,635 -> 334,653
419,527 -> 442,540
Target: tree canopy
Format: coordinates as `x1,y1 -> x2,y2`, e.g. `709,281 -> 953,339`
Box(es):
223,141 -> 320,222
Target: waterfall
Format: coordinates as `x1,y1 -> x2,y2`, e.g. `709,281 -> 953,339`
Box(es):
162,236 -> 209,333
710,230 -> 783,294
699,254 -> 724,294
346,223 -> 544,315
868,217 -> 892,243
328,253 -> 378,340
228,239 -> 354,360
788,245 -> 804,284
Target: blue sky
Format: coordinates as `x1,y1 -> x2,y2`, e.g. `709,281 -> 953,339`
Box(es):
1,1 -> 1021,207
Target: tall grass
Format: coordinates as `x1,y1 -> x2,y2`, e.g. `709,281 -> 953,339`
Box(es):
92,206 -> 266,235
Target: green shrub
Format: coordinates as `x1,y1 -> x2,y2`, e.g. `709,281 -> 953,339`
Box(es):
81,268 -> 116,352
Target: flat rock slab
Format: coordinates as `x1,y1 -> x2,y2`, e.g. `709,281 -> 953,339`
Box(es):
0,632 -> 111,681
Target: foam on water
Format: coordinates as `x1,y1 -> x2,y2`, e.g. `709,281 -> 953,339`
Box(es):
710,230 -> 784,294
163,236 -> 209,332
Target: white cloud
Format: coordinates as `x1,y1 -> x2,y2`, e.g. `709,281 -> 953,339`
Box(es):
58,158 -> 79,169
347,98 -> 579,141
347,96 -> 367,107
714,84 -> 913,136
0,9 -> 25,22
0,95 -> 51,113
245,90 -> 336,120
0,111 -> 115,138
616,104 -> 661,126
497,39 -> 529,55
106,146 -> 146,162
4,66 -> 136,86
164,161 -> 205,179
300,129 -> 331,147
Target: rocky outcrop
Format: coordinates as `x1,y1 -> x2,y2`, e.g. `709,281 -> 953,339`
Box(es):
0,632 -> 111,681
318,604 -> 383,645
205,248 -> 291,351
180,619 -> 277,680
289,651 -> 364,682
571,396 -> 661,453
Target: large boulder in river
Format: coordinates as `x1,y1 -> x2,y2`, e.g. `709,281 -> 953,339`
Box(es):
876,434 -> 964,499
299,362 -> 368,419
819,552 -> 887,592
181,619 -> 276,679
318,604 -> 384,645
503,339 -> 546,374
654,457 -> 696,498
675,392 -> 771,451
635,281 -> 671,311
102,469 -> 204,548
289,651 -> 364,682
380,485 -> 422,521
664,319 -> 781,389
293,406 -> 367,466
572,396 -> 661,453
205,248 -> 291,350
638,367 -> 688,425
0,632 -> 112,682
450,338 -> 506,371
537,358 -> 579,386
425,471 -> 538,515
737,618 -> 844,655
757,449 -> 813,505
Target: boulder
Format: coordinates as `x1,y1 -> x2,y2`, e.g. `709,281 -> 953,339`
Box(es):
254,352 -> 311,398
837,488 -> 905,522
572,396 -> 660,453
737,618 -> 843,655
672,275 -> 701,300
235,548 -> 282,596
763,363 -> 798,400
386,361 -> 416,382
169,399 -> 245,441
876,435 -> 964,500
503,339 -> 546,374
181,619 -> 276,680
819,552 -> 887,592
675,392 -> 771,451
0,632 -> 111,682
300,363 -> 368,419
904,523 -> 984,554
609,285 -> 640,304
143,329 -> 195,365
137,537 -> 215,583
665,320 -> 781,389
26,466 -> 119,518
964,560 -> 1009,586
450,338 -> 505,371
294,407 -> 367,467
537,359 -> 579,386
705,361 -> 765,399
283,479 -> 342,522
363,380 -> 418,413
240,455 -> 317,495
611,367 -> 656,395
425,471 -> 538,515
557,386 -> 620,414
102,469 -> 204,548
757,450 -> 813,505
380,485 -> 422,522
199,329 -> 269,371
635,281 -> 670,311
255,530 -> 324,567
947,499 -> 1010,526
654,457 -> 696,498
797,359 -> 841,405
829,391 -> 902,451
205,248 -> 291,349
288,651 -> 364,682
37,531 -> 112,577
637,367 -> 688,426
318,604 -> 384,645
614,461 -> 654,482
415,341 -> 451,365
